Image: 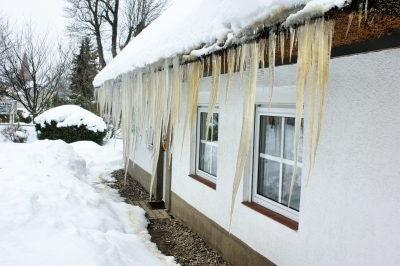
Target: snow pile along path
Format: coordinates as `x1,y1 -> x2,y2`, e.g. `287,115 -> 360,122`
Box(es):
0,140 -> 176,266
34,105 -> 107,132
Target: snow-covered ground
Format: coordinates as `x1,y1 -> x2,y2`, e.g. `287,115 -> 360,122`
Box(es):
0,138 -> 176,266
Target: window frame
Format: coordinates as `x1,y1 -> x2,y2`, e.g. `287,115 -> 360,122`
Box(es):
252,105 -> 303,222
195,106 -> 219,183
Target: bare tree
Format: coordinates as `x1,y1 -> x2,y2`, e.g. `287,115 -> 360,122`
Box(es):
0,13 -> 11,57
64,0 -> 169,64
118,0 -> 169,50
0,25 -> 70,118
64,0 -> 107,68
100,0 -> 119,58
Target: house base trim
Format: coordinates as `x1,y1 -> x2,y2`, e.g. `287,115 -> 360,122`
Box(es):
127,160 -> 154,197
170,191 -> 276,266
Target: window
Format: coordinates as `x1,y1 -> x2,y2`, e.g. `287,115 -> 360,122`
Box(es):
196,107 -> 218,183
252,106 -> 303,221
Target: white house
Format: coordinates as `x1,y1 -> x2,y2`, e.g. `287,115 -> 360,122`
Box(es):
93,0 -> 400,265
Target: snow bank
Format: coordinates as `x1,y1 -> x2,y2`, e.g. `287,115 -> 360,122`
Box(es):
0,140 -> 176,265
93,0 -> 348,87
34,105 -> 107,132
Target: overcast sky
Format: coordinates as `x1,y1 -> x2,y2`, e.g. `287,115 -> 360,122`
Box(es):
1,0 -> 69,43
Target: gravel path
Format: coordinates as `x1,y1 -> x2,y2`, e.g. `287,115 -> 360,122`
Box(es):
110,169 -> 231,266
110,169 -> 151,201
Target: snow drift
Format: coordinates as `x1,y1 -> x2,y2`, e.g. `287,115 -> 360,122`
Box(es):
0,140 -> 176,266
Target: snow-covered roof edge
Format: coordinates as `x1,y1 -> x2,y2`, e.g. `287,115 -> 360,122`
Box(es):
93,0 -> 349,87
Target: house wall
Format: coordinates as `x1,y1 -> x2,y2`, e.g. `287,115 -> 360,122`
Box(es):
170,47 -> 400,265
127,131 -> 155,194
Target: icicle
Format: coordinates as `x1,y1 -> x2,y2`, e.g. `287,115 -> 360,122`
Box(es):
288,21 -> 314,208
307,20 -> 322,180
169,56 -> 183,164
181,61 -> 202,157
268,31 -> 276,108
346,13 -> 354,38
207,55 -> 211,76
364,0 -> 368,21
288,19 -> 334,207
225,48 -> 236,102
280,31 -> 285,64
204,54 -> 221,145
358,3 -> 363,28
229,42 -> 259,230
235,46 -> 241,72
258,39 -> 266,68
239,44 -> 247,84
258,39 -> 266,99
289,27 -> 295,63
313,21 -> 334,171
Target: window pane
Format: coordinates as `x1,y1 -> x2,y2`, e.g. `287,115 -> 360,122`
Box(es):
199,143 -> 211,174
199,112 -> 207,141
281,164 -> 301,211
257,158 -> 280,202
283,117 -> 303,163
198,111 -> 218,177
211,113 -> 218,141
259,116 -> 281,157
211,146 -> 218,176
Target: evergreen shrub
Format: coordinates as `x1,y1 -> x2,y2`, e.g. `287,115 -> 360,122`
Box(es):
36,120 -> 106,145
16,112 -> 32,124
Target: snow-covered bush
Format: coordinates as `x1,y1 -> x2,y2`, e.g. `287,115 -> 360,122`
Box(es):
34,105 -> 107,145
1,124 -> 29,143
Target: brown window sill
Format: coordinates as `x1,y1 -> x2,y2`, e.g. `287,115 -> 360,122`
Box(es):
242,201 -> 298,231
188,174 -> 216,190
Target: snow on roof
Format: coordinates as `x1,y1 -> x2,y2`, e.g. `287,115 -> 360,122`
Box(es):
34,105 -> 106,132
93,0 -> 348,87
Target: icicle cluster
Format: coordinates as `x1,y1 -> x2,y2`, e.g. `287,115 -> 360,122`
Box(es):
289,19 -> 334,207
96,57 -> 183,198
230,42 -> 259,229
96,17 -> 334,224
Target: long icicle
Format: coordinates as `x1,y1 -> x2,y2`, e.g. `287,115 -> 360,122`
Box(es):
288,21 -> 314,208
268,31 -> 276,108
258,39 -> 266,99
204,54 -> 221,145
307,20 -> 321,179
312,21 -> 334,171
181,61 -> 202,157
289,27 -> 295,63
280,31 -> 285,64
288,19 -> 334,206
229,42 -> 258,230
169,56 -> 183,165
346,13 -> 354,38
225,48 -> 236,102
239,44 -> 247,86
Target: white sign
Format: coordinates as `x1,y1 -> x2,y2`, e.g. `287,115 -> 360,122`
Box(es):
0,101 -> 17,115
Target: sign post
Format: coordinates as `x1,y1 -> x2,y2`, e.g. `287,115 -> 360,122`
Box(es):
0,101 -> 17,124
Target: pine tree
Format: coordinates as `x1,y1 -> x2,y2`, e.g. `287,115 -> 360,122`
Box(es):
69,38 -> 99,113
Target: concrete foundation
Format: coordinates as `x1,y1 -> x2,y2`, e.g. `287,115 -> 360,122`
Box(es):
170,192 -> 275,266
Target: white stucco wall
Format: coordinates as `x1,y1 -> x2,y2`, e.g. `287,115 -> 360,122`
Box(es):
129,127 -> 153,173
170,47 -> 400,265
